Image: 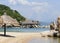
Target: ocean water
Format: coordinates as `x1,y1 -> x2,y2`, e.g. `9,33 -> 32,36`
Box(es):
28,37 -> 60,43
0,27 -> 49,32
0,22 -> 50,32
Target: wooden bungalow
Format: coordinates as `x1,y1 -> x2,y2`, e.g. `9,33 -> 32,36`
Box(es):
20,19 -> 40,28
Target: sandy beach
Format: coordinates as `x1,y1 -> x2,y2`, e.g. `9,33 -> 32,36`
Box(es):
0,31 -> 55,43
0,31 -> 49,43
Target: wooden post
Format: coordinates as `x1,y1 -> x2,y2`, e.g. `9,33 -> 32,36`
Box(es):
3,23 -> 6,36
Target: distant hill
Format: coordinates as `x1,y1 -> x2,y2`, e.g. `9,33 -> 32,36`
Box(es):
0,4 -> 25,22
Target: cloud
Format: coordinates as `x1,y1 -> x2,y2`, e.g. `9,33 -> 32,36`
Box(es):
17,0 -> 47,6
8,0 -> 17,5
18,0 -> 31,6
18,0 -> 48,7
8,0 -> 48,13
32,3 -> 48,13
32,2 -> 48,6
8,0 -> 48,6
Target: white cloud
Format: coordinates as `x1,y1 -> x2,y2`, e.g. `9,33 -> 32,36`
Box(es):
17,0 -> 48,6
32,2 -> 48,6
8,0 -> 48,6
8,0 -> 48,13
8,0 -> 17,5
18,0 -> 31,6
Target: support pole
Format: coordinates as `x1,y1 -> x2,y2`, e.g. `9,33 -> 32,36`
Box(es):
3,23 -> 6,36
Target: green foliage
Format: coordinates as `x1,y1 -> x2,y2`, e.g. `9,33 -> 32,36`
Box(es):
0,4 -> 25,22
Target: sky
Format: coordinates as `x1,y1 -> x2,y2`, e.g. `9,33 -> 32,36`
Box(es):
0,0 -> 60,22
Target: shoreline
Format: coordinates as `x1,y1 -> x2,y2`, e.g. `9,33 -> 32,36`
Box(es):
0,31 -> 54,43
0,32 -> 42,43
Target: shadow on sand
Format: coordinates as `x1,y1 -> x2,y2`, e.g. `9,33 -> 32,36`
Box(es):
0,34 -> 15,38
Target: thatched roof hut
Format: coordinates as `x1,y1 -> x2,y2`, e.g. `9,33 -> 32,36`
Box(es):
1,12 -> 20,26
20,19 -> 39,25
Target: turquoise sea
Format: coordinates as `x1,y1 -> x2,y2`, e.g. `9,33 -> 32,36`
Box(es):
0,27 -> 49,32
0,22 -> 50,32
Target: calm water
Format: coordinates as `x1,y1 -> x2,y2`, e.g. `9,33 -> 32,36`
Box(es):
0,27 -> 49,32
28,37 -> 60,43
0,22 -> 50,32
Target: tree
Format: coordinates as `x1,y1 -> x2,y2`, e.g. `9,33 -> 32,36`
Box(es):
0,4 -> 25,22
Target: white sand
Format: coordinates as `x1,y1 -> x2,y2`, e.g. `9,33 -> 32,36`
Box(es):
0,32 -> 42,43
0,31 -> 56,43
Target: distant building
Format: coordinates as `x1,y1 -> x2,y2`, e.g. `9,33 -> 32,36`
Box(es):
20,19 -> 40,28
20,19 -> 39,25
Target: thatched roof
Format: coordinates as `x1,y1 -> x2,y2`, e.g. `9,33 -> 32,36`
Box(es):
21,19 -> 39,25
1,13 -> 20,26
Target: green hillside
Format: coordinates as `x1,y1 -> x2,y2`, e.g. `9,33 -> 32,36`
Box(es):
0,4 -> 25,22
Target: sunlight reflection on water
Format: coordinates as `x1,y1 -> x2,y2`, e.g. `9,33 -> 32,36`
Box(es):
28,37 -> 60,43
